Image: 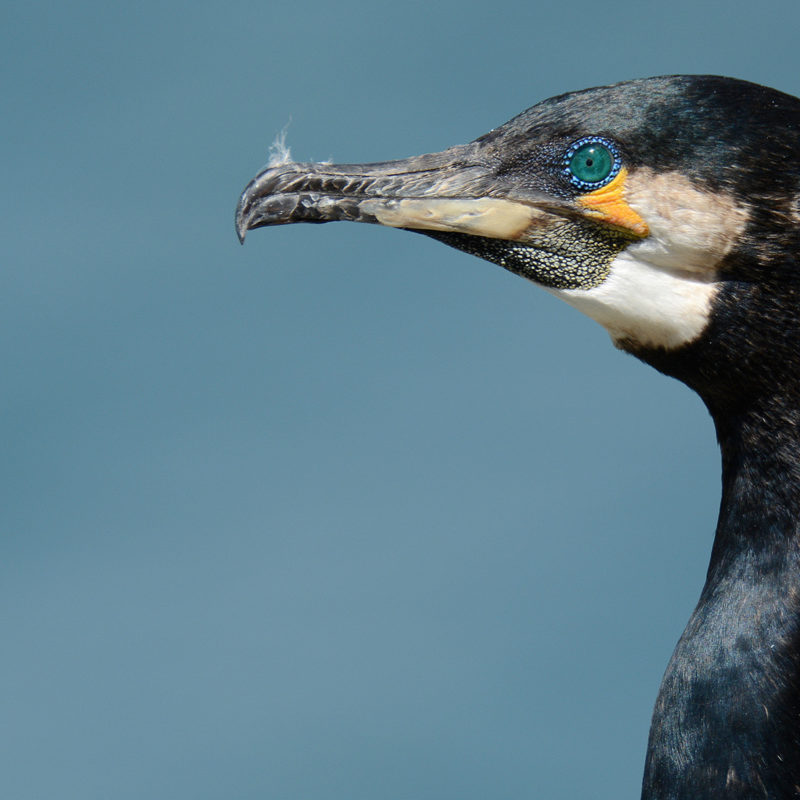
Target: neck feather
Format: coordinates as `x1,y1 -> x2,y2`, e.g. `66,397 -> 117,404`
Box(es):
642,395 -> 800,800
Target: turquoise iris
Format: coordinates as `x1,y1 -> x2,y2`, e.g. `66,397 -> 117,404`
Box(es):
564,137 -> 620,190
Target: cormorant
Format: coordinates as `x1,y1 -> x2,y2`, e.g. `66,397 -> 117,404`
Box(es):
235,76 -> 800,799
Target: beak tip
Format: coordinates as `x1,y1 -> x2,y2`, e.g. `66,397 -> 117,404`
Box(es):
235,195 -> 250,244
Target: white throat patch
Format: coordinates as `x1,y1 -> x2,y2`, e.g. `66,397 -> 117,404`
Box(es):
553,252 -> 718,349
549,169 -> 749,350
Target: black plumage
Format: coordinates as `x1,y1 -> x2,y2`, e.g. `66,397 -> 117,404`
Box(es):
236,76 -> 800,798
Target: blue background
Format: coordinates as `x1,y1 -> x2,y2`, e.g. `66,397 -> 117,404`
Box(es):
4,2 -> 799,798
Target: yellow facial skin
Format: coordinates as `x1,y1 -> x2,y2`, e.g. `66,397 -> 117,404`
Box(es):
578,168 -> 650,237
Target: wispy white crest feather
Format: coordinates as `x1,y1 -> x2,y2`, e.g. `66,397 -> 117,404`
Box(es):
267,122 -> 293,167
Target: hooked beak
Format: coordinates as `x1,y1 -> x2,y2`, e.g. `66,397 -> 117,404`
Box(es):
235,127 -> 650,294
235,143 -> 573,245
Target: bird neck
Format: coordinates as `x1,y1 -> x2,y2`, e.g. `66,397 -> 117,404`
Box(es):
710,393 -> 800,576
641,394 -> 800,800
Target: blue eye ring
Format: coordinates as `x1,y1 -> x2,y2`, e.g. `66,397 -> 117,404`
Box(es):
563,136 -> 621,190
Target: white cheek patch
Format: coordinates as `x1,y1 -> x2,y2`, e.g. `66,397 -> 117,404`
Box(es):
545,168 -> 748,350
622,168 -> 750,275
552,251 -> 718,350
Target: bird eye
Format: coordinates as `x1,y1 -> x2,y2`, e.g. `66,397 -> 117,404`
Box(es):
564,137 -> 620,190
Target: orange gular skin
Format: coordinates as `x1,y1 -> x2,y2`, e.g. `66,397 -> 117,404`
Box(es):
577,168 -> 649,237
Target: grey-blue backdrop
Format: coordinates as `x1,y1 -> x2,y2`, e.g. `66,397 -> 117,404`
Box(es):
4,2 -> 799,798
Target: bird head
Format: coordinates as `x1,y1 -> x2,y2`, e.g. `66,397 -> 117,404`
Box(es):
236,76 -> 800,417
